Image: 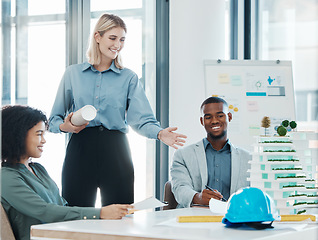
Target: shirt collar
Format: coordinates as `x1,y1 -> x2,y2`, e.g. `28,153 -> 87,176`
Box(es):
203,138 -> 231,152
4,162 -> 31,173
203,138 -> 210,150
82,61 -> 121,73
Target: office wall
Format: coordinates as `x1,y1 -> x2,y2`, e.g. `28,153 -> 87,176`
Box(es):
169,0 -> 226,161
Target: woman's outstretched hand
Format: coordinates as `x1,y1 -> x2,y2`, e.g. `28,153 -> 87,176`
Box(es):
158,127 -> 187,149
100,204 -> 133,219
59,112 -> 88,134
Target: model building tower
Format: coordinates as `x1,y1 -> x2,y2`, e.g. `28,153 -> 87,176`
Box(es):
248,131 -> 318,215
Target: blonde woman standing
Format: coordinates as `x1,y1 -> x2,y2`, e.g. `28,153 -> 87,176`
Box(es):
49,13 -> 186,207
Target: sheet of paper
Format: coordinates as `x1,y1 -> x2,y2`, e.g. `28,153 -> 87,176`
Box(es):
218,73 -> 230,84
209,198 -> 228,215
231,75 -> 243,86
132,197 -> 167,211
247,101 -> 259,112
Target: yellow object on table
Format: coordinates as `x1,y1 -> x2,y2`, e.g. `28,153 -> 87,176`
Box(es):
280,215 -> 316,222
177,215 -> 224,222
177,214 -> 316,223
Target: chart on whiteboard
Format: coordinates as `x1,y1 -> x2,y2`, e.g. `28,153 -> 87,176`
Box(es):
245,70 -> 286,97
204,60 -> 295,151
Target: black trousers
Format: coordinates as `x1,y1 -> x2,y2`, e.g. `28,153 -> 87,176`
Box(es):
62,126 -> 134,207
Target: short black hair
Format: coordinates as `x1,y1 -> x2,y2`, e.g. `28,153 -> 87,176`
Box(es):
1,105 -> 48,165
200,97 -> 228,111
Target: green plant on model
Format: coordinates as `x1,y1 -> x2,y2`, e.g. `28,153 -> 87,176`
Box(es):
290,121 -> 297,129
277,119 -> 297,136
297,210 -> 306,214
277,125 -> 287,136
282,120 -> 289,127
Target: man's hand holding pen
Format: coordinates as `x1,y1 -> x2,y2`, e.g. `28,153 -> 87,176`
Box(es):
192,185 -> 227,206
205,185 -> 227,202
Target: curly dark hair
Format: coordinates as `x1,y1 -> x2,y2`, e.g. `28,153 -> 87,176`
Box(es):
1,105 -> 48,166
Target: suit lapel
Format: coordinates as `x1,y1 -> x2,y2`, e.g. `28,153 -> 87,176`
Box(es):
194,140 -> 208,191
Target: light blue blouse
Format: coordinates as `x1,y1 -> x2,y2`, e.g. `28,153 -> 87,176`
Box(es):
49,61 -> 162,139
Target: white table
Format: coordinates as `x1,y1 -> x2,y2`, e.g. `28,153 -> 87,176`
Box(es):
31,208 -> 318,240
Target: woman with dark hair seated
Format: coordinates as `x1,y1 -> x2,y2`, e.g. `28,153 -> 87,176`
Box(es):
1,105 -> 132,240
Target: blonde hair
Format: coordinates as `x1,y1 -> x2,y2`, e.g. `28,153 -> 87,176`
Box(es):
86,13 -> 127,69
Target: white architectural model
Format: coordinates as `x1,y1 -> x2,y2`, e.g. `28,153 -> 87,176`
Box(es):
248,131 -> 318,215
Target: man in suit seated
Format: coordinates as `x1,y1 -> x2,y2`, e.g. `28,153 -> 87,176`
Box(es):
170,97 -> 251,208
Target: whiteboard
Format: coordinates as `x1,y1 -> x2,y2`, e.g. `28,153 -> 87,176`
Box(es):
204,60 -> 296,151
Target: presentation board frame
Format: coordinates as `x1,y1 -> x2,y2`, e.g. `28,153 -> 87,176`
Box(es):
204,59 -> 296,150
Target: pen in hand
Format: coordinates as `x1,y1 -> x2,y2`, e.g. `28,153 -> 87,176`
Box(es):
205,185 -> 227,202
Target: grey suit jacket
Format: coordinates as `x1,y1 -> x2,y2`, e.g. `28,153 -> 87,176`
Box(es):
170,139 -> 251,208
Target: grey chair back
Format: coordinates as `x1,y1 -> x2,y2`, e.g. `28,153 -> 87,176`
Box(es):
163,181 -> 178,210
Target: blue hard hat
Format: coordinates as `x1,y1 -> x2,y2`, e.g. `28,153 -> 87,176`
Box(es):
222,187 -> 280,229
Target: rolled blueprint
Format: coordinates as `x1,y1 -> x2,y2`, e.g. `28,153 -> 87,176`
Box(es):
71,105 -> 97,126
